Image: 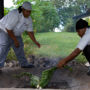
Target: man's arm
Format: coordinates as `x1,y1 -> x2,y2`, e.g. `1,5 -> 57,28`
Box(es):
27,32 -> 40,48
6,28 -> 19,47
57,48 -> 81,68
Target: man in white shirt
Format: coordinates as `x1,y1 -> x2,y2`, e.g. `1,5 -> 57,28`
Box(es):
57,19 -> 90,75
0,1 -> 40,72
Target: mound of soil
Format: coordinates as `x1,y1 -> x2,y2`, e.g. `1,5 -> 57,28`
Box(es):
0,55 -> 90,90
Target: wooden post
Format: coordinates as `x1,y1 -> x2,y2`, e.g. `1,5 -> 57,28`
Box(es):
0,0 -> 4,19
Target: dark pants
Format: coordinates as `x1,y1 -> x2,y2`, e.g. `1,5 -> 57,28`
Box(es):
83,45 -> 90,64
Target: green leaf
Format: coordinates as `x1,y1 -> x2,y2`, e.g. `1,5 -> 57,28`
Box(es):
39,66 -> 57,88
30,75 -> 40,88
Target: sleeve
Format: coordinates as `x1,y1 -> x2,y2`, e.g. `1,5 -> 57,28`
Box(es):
76,34 -> 90,50
5,10 -> 19,30
26,17 -> 33,32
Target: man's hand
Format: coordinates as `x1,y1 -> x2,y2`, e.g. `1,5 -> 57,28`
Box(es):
6,29 -> 20,48
57,48 -> 81,69
35,41 -> 41,48
28,32 -> 41,48
14,40 -> 20,48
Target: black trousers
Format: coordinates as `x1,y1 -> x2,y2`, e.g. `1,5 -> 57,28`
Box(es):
83,45 -> 90,64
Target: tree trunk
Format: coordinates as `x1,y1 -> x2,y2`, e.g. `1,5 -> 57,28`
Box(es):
0,0 -> 4,19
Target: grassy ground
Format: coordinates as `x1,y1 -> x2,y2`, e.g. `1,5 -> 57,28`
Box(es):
7,32 -> 87,63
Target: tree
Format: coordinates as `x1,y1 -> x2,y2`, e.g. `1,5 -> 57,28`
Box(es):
0,0 -> 4,19
37,1 -> 60,32
52,0 -> 90,30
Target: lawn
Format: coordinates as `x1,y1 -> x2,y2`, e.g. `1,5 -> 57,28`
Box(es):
7,32 -> 87,63
32,32 -> 79,57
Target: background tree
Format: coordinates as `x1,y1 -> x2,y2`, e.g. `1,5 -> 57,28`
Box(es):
38,1 -> 60,32
52,0 -> 90,32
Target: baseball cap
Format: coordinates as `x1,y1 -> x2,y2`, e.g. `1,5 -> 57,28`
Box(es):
22,1 -> 32,10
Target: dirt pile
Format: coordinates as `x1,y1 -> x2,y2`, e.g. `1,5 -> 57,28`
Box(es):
0,55 -> 90,90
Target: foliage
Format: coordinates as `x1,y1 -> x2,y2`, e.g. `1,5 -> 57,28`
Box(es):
39,66 -> 57,88
15,66 -> 57,88
52,0 -> 90,32
30,75 -> 40,88
38,1 -> 60,32
4,8 -> 10,15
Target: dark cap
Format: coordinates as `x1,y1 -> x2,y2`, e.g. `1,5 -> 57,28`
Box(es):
76,19 -> 88,31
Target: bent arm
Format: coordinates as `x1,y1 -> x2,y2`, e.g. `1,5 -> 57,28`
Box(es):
27,32 -> 37,43
64,48 -> 81,63
57,48 -> 81,68
6,29 -> 17,41
6,28 -> 19,47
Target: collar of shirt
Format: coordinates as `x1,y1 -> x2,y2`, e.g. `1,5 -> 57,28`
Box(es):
85,28 -> 90,34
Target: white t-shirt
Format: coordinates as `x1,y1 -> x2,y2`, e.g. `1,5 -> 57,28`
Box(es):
77,28 -> 90,50
0,9 -> 33,36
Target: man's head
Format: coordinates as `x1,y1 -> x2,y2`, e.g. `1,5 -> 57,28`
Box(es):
76,19 -> 88,37
22,1 -> 32,18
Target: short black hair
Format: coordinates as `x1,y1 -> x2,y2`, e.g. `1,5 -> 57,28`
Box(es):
76,19 -> 88,31
18,6 -> 22,13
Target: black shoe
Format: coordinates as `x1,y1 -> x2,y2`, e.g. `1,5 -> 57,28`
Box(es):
87,71 -> 90,76
87,66 -> 90,76
21,64 -> 34,68
0,70 -> 2,73
87,70 -> 90,76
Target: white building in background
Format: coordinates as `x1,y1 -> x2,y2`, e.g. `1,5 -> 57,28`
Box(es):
53,24 -> 64,32
54,28 -> 61,32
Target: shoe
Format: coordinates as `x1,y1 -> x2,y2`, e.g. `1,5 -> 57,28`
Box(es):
21,64 -> 34,68
0,70 -> 2,73
87,66 -> 90,76
87,70 -> 90,76
0,68 -> 2,73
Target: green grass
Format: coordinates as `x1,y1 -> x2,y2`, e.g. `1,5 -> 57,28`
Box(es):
7,32 -> 87,63
32,32 -> 79,57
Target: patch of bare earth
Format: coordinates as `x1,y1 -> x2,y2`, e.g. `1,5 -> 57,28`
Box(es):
0,55 -> 90,90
